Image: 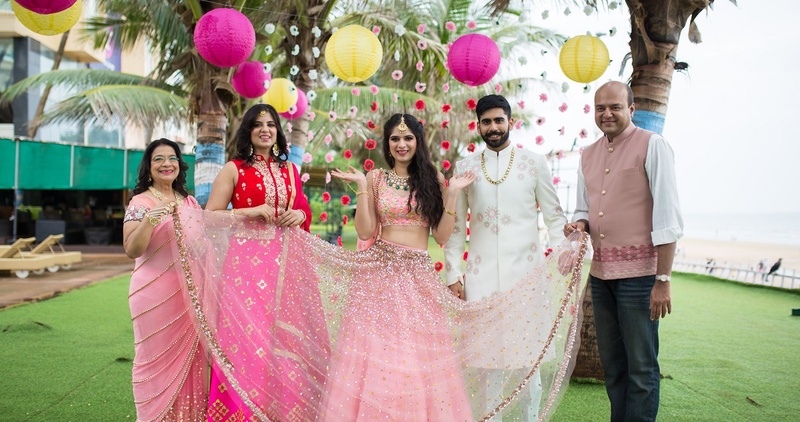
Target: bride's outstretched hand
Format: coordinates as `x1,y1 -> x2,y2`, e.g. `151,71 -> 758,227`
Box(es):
331,166 -> 367,185
448,171 -> 476,191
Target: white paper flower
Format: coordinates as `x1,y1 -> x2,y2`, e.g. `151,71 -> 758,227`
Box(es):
264,23 -> 276,34
307,90 -> 317,101
394,50 -> 401,62
289,25 -> 299,36
564,7 -> 571,16
264,45 -> 273,56
394,24 -> 406,36
609,1 -> 619,10
562,82 -> 570,93
312,26 -> 322,38
289,65 -> 299,75
541,10 -> 549,20
312,47 -> 320,58
609,27 -> 617,37
518,56 -> 528,65
584,5 -> 594,16
291,45 -> 300,56
331,92 -> 338,102
263,62 -> 272,73
308,69 -> 318,80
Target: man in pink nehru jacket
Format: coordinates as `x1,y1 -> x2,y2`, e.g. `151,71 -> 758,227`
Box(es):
564,81 -> 684,422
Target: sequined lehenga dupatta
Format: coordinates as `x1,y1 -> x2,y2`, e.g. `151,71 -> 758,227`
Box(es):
172,207 -> 588,421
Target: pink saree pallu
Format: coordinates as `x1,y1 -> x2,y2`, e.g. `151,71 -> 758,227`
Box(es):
172,207 -> 589,422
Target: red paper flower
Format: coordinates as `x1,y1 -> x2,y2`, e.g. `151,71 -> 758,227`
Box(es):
367,120 -> 376,130
544,247 -> 553,257
442,103 -> 452,113
365,138 -> 377,150
468,121 -> 477,131
319,211 -> 328,222
342,215 -> 349,225
364,159 -> 375,171
553,176 -> 561,185
415,99 -> 425,110
441,120 -> 449,129
463,251 -> 469,261
467,143 -> 476,153
467,212 -> 471,221
434,261 -> 444,272
340,195 -> 351,205
466,98 -> 477,110
466,227 -> 471,236
337,236 -> 343,246
441,140 -> 451,150
371,101 -> 378,112
343,149 -> 353,159
322,191 -> 331,203
442,160 -> 451,171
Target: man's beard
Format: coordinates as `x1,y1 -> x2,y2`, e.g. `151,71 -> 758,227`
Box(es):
481,130 -> 510,149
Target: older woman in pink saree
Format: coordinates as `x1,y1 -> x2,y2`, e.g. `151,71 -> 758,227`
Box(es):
123,138 -> 208,421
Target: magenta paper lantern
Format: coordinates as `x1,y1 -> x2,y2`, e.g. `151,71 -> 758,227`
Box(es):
231,61 -> 270,98
193,8 -> 255,68
14,0 -> 77,14
447,34 -> 501,87
279,89 -> 308,120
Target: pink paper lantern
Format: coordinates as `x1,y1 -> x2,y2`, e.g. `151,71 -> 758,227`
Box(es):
231,61 -> 270,98
447,34 -> 501,87
193,8 -> 255,68
279,89 -> 308,120
14,0 -> 76,14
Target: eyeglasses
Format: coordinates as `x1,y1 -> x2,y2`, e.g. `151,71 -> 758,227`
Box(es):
152,156 -> 179,163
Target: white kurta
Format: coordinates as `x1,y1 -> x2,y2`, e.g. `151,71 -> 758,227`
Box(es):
444,145 -> 567,301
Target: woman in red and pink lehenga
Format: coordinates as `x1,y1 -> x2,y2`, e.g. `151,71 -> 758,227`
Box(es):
123,138 -> 207,421
321,113 -> 477,420
203,104 -> 329,421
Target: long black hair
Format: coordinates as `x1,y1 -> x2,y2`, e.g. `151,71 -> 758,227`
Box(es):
382,113 -> 444,229
132,138 -> 190,196
234,103 -> 289,166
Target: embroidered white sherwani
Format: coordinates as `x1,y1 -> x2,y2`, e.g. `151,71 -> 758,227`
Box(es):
444,145 -> 567,299
444,145 -> 567,422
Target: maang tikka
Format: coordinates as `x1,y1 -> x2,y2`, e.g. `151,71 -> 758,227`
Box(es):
397,115 -> 408,133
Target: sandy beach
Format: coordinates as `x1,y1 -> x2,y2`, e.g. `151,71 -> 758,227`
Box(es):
676,237 -> 800,273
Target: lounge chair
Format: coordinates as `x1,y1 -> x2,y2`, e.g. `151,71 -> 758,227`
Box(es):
0,237 -> 36,258
0,237 -> 60,279
20,234 -> 82,270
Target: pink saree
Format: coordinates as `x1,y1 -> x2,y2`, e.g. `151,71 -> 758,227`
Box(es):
126,194 -> 208,422
171,205 -> 588,421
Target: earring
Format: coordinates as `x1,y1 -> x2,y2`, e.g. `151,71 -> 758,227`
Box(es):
272,144 -> 280,157
249,145 -> 254,156
147,176 -> 152,182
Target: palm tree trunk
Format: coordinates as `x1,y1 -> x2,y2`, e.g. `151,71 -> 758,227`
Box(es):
572,283 -> 604,380
193,62 -> 228,206
28,30 -> 70,139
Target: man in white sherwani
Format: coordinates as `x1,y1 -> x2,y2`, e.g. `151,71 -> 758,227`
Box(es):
444,95 -> 567,421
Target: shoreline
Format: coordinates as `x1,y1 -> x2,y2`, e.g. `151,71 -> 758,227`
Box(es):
676,237 -> 800,273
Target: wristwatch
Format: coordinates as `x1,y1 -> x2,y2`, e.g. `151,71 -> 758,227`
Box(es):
656,274 -> 671,282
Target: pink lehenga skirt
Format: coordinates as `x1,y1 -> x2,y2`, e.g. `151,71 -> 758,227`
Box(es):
171,208 -> 588,422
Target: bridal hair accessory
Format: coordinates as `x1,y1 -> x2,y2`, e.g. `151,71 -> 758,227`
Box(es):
259,109 -> 268,116
398,115 -> 408,133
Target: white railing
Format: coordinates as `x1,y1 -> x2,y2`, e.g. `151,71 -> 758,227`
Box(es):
674,260 -> 800,289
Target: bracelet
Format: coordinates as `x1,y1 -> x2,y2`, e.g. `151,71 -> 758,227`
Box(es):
356,191 -> 368,196
445,208 -> 457,216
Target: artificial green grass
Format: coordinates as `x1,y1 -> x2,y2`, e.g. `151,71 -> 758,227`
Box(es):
2,230 -> 799,420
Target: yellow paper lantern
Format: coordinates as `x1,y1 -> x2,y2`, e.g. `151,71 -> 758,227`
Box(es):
12,0 -> 83,36
325,25 -> 383,83
559,35 -> 610,84
262,78 -> 298,113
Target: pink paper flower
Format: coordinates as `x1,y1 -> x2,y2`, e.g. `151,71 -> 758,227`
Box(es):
308,111 -> 316,120
346,129 -> 354,138
494,83 -> 503,94
536,117 -> 545,125
579,129 -> 588,138
349,106 -> 358,117
392,70 -> 403,80
539,93 -> 548,102
442,160 -> 451,171
328,111 -> 337,122
467,20 -> 477,29
442,83 -> 450,92
416,61 -> 424,71
325,151 -> 334,163
516,143 -> 524,149
415,99 -> 426,110
467,143 -> 476,153
308,130 -> 314,140
558,102 -> 568,112
417,39 -> 428,50
518,100 -> 526,109
515,120 -> 523,129
445,21 -> 456,31
365,138 -> 377,150
351,88 -> 360,96
557,150 -> 564,159
343,149 -> 353,159
553,176 -> 561,185
324,134 -> 333,145
341,195 -> 351,205
535,136 -> 545,145
415,82 -> 427,93
441,140 -> 451,151
302,152 -> 313,163
322,192 -> 331,203
301,173 -> 310,183
393,93 -> 399,103
325,172 -> 331,183
372,26 -> 381,35
370,85 -> 379,94
363,159 -> 375,171
584,104 -> 591,114
417,23 -> 427,34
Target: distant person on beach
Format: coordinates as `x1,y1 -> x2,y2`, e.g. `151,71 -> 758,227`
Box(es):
564,81 -> 684,422
765,258 -> 782,280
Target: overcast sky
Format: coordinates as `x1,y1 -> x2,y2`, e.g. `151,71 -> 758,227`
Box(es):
511,1 -> 798,216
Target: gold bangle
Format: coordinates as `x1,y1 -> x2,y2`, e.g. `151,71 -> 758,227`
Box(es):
356,191 -> 368,196
445,208 -> 456,216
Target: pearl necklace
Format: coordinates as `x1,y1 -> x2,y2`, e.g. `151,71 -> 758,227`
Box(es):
480,147 -> 515,185
386,169 -> 410,191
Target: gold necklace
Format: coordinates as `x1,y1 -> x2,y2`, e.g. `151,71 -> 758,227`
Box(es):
386,169 -> 410,191
480,147 -> 515,185
148,186 -> 180,206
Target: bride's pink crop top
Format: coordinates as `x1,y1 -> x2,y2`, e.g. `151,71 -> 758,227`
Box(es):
374,170 -> 429,229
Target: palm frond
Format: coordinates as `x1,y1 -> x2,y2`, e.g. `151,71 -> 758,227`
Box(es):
40,85 -> 189,128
